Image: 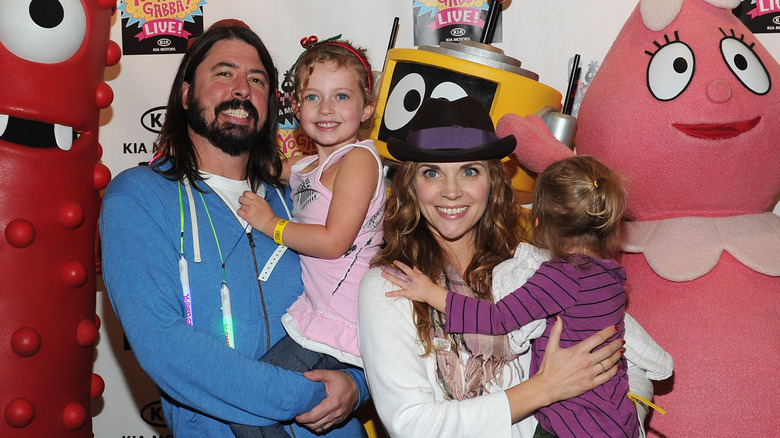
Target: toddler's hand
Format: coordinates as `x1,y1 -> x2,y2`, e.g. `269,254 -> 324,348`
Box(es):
382,261 -> 448,310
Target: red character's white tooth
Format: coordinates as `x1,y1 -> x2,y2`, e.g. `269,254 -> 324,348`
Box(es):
0,114 -> 7,137
55,123 -> 72,151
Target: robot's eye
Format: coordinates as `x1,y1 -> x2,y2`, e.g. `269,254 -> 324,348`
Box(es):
721,36 -> 770,95
430,81 -> 469,101
383,73 -> 426,131
377,62 -> 497,145
0,0 -> 87,63
646,40 -> 695,101
384,75 -> 470,131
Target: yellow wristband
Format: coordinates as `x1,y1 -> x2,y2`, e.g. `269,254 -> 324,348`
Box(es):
628,392 -> 667,415
273,219 -> 289,246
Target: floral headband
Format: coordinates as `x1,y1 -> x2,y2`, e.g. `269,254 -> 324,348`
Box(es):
289,34 -> 372,92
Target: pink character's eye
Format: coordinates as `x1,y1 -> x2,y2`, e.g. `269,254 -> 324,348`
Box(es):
720,29 -> 770,95
0,0 -> 86,64
645,32 -> 695,101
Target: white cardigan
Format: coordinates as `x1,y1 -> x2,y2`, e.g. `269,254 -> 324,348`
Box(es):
359,267 -> 527,438
357,243 -> 673,438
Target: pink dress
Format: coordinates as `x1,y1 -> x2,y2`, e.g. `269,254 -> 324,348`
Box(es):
281,140 -> 385,367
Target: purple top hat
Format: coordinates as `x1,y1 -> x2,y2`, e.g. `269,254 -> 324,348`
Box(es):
386,96 -> 516,162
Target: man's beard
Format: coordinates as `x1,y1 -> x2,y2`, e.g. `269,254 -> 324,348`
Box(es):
186,95 -> 264,156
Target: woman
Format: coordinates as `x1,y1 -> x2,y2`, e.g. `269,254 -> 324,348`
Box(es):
358,97 -> 671,437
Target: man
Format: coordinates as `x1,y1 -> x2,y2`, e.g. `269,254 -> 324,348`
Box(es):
100,21 -> 368,437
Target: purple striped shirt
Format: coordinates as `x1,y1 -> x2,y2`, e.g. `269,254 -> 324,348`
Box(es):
445,256 -> 637,438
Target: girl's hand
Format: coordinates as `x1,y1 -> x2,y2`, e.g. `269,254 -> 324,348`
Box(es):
237,191 -> 276,232
382,261 -> 448,312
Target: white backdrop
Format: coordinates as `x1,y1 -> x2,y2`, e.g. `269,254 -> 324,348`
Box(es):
92,1 -> 780,436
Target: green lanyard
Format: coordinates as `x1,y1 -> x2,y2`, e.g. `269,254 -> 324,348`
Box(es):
178,179 -> 247,348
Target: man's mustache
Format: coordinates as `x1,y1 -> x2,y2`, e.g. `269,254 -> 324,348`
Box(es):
215,99 -> 260,121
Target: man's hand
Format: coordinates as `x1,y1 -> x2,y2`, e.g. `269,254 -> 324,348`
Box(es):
295,369 -> 359,433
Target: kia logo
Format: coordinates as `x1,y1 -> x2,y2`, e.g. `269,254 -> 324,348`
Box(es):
451,28 -> 466,37
141,106 -> 167,134
773,16 -> 780,25
158,38 -> 172,47
140,400 -> 168,427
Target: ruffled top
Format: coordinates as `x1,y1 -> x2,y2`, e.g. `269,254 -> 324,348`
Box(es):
621,212 -> 780,282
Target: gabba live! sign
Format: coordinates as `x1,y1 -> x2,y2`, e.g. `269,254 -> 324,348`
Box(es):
413,0 -> 501,46
119,0 -> 206,55
420,0 -> 487,29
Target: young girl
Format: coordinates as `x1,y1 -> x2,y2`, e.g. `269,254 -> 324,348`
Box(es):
231,38 -> 384,437
383,155 -> 638,438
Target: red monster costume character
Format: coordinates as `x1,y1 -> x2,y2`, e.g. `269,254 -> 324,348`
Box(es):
0,0 -> 119,436
497,0 -> 780,436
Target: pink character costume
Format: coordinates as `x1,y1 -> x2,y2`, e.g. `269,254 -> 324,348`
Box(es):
497,1 -> 780,435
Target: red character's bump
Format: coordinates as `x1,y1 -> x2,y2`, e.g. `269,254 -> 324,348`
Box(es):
5,219 -> 36,248
96,83 -> 114,109
90,373 -> 105,400
61,402 -> 86,431
4,398 -> 35,429
76,319 -> 99,347
11,327 -> 42,357
94,163 -> 112,190
61,261 -> 87,288
106,40 -> 121,66
59,202 -> 85,229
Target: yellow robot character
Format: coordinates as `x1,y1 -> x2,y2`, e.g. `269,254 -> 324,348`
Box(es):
371,40 -> 562,198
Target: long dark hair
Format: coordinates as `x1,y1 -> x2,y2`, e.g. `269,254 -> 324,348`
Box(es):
373,159 -> 526,354
152,24 -> 281,191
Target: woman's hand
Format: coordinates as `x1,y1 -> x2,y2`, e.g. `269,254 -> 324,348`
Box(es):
536,317 -> 624,403
505,317 -> 624,422
382,261 -> 448,312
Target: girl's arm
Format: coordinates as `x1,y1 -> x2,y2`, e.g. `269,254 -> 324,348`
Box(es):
380,260 -> 575,337
445,262 -> 578,335
242,147 -> 379,259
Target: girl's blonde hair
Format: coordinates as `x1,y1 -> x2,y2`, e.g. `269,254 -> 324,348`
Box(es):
531,155 -> 627,261
373,159 -> 527,354
292,40 -> 375,132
